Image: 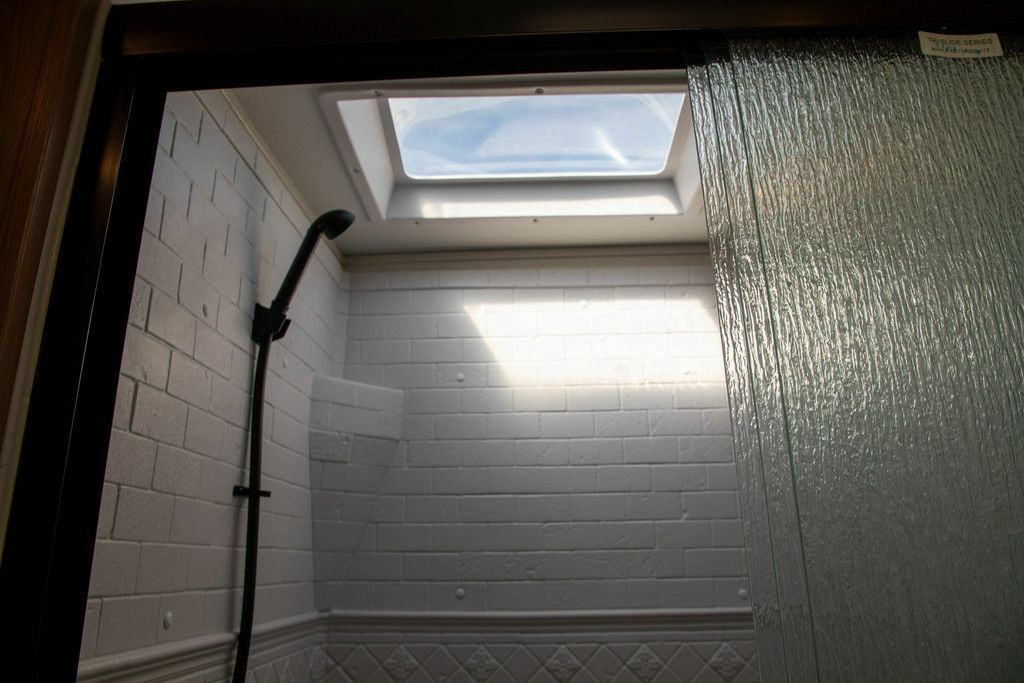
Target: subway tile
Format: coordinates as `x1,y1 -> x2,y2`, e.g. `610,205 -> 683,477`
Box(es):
596,465 -> 652,492
652,464 -> 707,492
514,439 -> 569,466
167,351 -> 213,409
656,520 -> 713,549
88,541 -> 140,597
568,438 -> 622,465
678,435 -> 734,463
156,592 -> 206,643
594,411 -> 648,437
137,232 -> 182,298
681,492 -> 740,520
623,436 -> 678,463
685,548 -> 746,577
701,408 -> 733,435
152,444 -> 204,497
136,543 -> 191,594
112,487 -> 174,542
95,595 -> 160,655
131,384 -> 188,445
599,522 -> 656,549
147,291 -> 196,355
539,412 -> 594,438
178,265 -> 219,324
566,386 -> 620,411
711,519 -> 745,547
408,389 -> 460,414
105,430 -> 157,488
96,483 -> 118,539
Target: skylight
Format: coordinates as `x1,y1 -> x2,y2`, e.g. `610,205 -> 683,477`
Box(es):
387,93 -> 685,180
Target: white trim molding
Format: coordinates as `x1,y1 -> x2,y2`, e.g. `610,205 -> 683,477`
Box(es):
76,612 -> 324,682
328,607 -> 753,634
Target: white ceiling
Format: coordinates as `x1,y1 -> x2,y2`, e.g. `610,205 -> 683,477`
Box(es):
229,81 -> 708,255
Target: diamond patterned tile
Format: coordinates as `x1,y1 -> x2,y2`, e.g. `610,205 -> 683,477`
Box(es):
729,642 -> 756,660
290,651 -> 310,682
650,668 -> 682,683
490,668 -> 517,683
570,669 -> 600,683
383,645 -> 420,681
307,636 -> 758,683
504,647 -> 542,681
648,643 -> 677,662
692,668 -> 725,683
450,644 -> 483,663
368,644 -> 398,662
607,644 -> 639,662
406,644 -> 439,663
407,667 -> 435,683
343,646 -> 382,681
545,646 -> 583,682
423,646 -> 461,680
310,646 -> 330,681
328,645 -> 357,666
324,667 -> 353,683
689,645 -> 720,662
567,644 -> 599,663
489,645 -> 518,663
528,668 -> 558,683
367,668 -> 395,683
665,646 -> 704,681
625,645 -> 664,682
274,656 -> 296,683
610,669 -> 641,683
707,645 -> 745,682
733,662 -> 759,683
465,646 -> 501,681
584,646 -> 623,683
253,664 -> 278,683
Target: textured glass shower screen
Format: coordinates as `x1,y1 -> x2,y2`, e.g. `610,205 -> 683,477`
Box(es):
690,34 -> 1024,681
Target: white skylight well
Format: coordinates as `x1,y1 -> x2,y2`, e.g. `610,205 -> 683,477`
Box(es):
318,73 -> 703,223
387,93 -> 685,180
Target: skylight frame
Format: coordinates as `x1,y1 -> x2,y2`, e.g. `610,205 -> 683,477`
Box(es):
318,72 -> 699,223
376,88 -> 689,184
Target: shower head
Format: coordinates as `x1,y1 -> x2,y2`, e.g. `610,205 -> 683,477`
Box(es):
266,208 -> 356,318
313,209 -> 355,239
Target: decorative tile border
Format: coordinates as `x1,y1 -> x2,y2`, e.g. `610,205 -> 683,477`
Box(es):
323,609 -> 758,682
76,609 -> 758,682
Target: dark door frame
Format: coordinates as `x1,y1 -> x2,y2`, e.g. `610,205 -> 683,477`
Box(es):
1,1 -> 1015,679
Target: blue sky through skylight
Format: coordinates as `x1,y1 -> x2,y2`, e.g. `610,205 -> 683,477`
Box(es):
388,93 -> 684,180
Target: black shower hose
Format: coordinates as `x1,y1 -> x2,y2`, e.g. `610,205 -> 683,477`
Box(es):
230,209 -> 354,683
231,332 -> 272,683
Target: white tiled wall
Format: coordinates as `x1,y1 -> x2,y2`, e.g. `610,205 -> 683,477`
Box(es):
79,90 -> 349,661
337,250 -> 748,611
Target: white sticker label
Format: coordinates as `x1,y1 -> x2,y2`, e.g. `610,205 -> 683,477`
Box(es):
919,31 -> 1003,58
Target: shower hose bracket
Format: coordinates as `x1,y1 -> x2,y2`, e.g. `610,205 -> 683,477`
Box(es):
233,485 -> 271,499
251,303 -> 291,342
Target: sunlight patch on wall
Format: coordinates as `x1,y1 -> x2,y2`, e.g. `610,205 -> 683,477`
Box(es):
465,295 -> 721,386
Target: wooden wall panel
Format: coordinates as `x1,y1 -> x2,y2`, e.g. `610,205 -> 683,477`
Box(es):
0,0 -> 100,454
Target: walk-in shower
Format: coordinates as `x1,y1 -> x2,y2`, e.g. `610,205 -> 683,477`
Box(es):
75,81 -> 755,682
